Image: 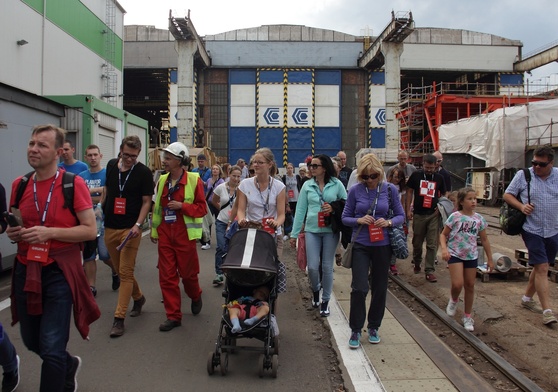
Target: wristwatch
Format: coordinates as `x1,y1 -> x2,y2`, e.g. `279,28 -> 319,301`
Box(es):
135,222 -> 142,228
388,220 -> 393,227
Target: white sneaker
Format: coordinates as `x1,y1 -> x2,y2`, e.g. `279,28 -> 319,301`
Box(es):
462,316 -> 474,332
201,244 -> 211,250
446,298 -> 458,316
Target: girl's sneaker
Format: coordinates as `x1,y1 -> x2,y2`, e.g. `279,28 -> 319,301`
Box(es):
348,331 -> 361,349
389,265 -> 398,275
462,316 -> 475,332
446,298 -> 458,316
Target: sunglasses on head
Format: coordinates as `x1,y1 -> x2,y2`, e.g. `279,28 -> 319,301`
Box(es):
532,160 -> 550,168
361,173 -> 379,181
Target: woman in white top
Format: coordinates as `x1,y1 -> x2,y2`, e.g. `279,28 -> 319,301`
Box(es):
237,148 -> 287,292
237,148 -> 286,233
211,165 -> 242,286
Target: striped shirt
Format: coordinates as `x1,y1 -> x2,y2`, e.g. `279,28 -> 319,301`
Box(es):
505,167 -> 558,238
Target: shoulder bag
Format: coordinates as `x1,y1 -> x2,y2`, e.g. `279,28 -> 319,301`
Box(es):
341,185 -> 381,269
387,184 -> 409,259
500,168 -> 531,236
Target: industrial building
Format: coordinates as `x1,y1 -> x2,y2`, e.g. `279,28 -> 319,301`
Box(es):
123,12 -> 557,173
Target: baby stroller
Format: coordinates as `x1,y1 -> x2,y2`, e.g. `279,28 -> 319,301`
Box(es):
207,228 -> 280,378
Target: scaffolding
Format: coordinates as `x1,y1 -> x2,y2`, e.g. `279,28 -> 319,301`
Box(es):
396,81 -> 549,162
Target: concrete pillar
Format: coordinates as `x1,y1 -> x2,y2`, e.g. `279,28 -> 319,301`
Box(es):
381,41 -> 404,161
176,39 -> 196,148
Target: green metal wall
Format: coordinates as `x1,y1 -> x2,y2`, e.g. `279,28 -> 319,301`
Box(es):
22,0 -> 123,70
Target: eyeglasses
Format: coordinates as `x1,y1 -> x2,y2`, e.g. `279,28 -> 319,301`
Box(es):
253,160 -> 267,165
532,160 -> 550,168
121,152 -> 138,160
308,164 -> 322,169
361,173 -> 379,181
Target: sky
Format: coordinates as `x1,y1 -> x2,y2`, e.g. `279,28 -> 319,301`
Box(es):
117,0 -> 558,83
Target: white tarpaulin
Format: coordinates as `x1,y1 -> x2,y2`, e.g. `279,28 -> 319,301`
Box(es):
439,99 -> 558,170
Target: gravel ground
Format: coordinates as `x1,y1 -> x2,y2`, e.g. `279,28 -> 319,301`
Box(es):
392,205 -> 558,391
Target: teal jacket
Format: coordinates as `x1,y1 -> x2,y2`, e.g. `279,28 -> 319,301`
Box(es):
290,177 -> 347,237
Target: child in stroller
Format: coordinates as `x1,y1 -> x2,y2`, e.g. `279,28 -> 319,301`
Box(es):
227,285 -> 270,333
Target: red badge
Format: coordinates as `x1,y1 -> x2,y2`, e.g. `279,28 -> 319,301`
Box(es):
288,189 -> 295,199
114,197 -> 126,215
27,240 -> 51,263
368,226 -> 385,242
317,211 -> 330,228
261,217 -> 275,235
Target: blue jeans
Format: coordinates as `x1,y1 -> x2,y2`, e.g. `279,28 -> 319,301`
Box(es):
83,226 -> 110,262
215,220 -> 228,274
305,231 -> 339,302
0,323 -> 17,373
349,243 -> 391,332
14,261 -> 74,392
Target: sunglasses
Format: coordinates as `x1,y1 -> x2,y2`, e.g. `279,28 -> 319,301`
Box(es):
308,164 -> 322,169
361,173 -> 379,181
532,160 -> 550,168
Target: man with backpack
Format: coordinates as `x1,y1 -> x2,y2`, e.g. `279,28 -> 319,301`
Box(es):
5,124 -> 100,391
504,145 -> 558,325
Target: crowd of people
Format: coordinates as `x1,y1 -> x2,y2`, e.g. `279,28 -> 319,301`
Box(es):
1,124 -> 557,390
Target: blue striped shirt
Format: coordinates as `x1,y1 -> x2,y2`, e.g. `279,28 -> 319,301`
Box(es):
505,167 -> 558,238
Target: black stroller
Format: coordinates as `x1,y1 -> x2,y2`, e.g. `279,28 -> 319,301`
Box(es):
207,228 -> 280,378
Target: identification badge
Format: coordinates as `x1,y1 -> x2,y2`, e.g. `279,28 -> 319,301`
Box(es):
423,196 -> 433,208
317,211 -> 330,228
164,208 -> 177,223
368,226 -> 385,242
288,189 -> 295,199
114,197 -> 126,215
262,217 -> 275,235
27,240 -> 51,263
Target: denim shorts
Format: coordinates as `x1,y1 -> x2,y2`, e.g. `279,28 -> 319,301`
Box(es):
448,256 -> 477,269
521,231 -> 558,266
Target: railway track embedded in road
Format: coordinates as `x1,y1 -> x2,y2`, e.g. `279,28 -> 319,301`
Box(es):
388,275 -> 548,392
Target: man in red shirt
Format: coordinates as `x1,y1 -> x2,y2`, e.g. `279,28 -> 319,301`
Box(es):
6,124 -> 99,392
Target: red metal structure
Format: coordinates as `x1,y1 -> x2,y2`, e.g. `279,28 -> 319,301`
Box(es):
397,81 -> 547,160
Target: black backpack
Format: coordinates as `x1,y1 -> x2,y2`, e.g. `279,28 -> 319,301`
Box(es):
500,168 -> 531,236
12,171 -> 77,222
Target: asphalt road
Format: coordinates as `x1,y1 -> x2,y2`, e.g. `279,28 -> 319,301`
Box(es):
0,233 -> 340,391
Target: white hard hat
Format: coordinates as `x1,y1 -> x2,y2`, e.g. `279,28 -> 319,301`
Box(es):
163,142 -> 189,159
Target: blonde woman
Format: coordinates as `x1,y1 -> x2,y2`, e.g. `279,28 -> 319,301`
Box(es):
342,153 -> 405,348
237,148 -> 287,292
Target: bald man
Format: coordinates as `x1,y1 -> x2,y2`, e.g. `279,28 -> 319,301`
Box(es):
433,151 -> 451,196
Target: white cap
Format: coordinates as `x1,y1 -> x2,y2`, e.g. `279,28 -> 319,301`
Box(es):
163,142 -> 189,159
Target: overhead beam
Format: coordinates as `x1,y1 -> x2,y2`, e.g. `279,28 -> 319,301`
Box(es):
514,45 -> 558,72
168,10 -> 211,67
358,11 -> 414,69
